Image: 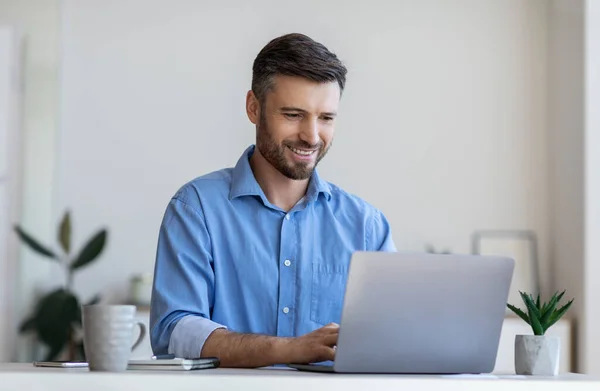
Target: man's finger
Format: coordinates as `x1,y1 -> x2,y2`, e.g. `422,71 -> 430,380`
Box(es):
321,346 -> 336,362
320,323 -> 340,333
323,332 -> 339,347
317,328 -> 339,338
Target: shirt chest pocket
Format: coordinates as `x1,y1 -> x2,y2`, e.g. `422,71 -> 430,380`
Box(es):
310,262 -> 348,325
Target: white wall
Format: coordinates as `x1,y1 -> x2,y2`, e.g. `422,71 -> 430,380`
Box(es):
0,0 -> 60,361
584,0 -> 600,375
548,0 -> 585,372
58,0 -> 551,304
548,0 -> 600,374
0,26 -> 22,363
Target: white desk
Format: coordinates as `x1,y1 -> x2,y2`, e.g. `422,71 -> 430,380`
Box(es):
0,363 -> 598,391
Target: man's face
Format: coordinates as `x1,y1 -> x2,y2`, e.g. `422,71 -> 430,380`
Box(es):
251,75 -> 340,180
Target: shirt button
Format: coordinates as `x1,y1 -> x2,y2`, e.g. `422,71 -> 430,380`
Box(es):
285,214 -> 290,220
284,260 -> 291,267
282,307 -> 290,314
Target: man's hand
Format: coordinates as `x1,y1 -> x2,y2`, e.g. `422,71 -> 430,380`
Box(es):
282,323 -> 339,364
201,323 -> 339,368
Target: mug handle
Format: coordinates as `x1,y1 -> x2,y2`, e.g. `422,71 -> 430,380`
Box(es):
131,321 -> 147,351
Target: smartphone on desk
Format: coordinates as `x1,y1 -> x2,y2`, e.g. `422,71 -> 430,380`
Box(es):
33,361 -> 89,368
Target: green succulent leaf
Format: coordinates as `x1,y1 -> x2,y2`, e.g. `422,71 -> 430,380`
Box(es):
545,299 -> 574,331
520,292 -> 541,319
13,225 -> 57,259
521,291 -> 544,335
513,291 -> 574,334
540,292 -> 561,326
528,308 -> 544,335
70,229 -> 107,271
59,211 -> 72,255
541,291 -> 561,316
507,303 -> 530,325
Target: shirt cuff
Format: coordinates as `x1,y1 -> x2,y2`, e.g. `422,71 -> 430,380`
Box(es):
168,315 -> 227,358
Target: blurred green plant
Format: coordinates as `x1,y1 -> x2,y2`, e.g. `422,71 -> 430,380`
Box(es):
14,210 -> 107,361
507,291 -> 574,336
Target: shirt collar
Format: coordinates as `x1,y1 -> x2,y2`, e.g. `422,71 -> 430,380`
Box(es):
229,145 -> 332,203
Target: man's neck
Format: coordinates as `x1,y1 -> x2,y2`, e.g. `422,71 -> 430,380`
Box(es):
249,148 -> 309,212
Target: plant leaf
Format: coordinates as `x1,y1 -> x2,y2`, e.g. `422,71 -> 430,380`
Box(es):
45,342 -> 67,362
545,299 -> 574,331
13,225 -> 57,259
520,291 -> 544,335
59,211 -> 71,255
536,294 -> 540,311
540,292 -> 562,326
540,296 -> 549,315
78,342 -> 86,361
519,291 -> 541,318
31,289 -> 81,360
86,294 -> 101,306
19,317 -> 36,332
555,290 -> 566,303
507,303 -> 530,324
70,229 -> 107,271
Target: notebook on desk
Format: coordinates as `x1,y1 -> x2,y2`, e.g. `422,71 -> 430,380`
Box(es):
127,357 -> 220,371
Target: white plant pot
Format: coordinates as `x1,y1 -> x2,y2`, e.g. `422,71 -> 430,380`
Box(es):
514,335 -> 560,376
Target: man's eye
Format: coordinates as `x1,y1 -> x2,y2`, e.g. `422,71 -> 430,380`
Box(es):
322,116 -> 334,122
284,113 -> 301,119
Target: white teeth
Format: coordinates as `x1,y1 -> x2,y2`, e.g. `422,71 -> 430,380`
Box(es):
289,146 -> 315,156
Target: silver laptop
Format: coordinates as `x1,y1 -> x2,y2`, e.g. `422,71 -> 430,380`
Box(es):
289,251 -> 514,374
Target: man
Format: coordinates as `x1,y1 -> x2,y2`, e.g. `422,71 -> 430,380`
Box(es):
150,33 -> 396,368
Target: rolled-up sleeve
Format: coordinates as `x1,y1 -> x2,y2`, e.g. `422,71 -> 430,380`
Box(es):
367,209 -> 397,252
150,195 -> 226,358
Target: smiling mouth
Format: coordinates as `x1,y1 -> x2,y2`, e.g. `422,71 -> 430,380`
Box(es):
287,145 -> 317,156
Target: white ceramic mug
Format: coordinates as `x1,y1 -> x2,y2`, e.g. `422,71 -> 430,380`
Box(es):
82,305 -> 146,371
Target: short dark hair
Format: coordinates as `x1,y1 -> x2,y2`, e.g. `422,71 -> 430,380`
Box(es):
251,33 -> 348,104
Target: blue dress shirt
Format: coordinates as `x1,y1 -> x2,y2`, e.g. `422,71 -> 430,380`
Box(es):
150,145 -> 396,358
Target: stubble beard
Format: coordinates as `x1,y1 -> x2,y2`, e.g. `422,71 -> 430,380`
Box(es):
255,110 -> 331,180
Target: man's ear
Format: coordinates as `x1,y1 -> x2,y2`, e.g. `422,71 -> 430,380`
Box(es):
246,90 -> 260,125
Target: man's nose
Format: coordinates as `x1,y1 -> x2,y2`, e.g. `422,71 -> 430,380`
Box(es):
299,119 -> 319,146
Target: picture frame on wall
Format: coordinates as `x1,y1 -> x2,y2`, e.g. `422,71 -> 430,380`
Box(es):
471,230 -> 540,313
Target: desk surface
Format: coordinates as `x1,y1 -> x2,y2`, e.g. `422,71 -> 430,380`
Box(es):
0,363 -> 599,391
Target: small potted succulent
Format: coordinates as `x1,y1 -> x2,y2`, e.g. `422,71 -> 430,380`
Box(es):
507,291 -> 574,376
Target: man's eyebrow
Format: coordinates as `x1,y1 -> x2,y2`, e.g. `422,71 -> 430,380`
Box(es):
279,106 -> 337,116
280,106 -> 307,113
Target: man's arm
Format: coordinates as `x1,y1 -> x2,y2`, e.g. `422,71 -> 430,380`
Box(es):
368,209 -> 396,252
150,191 -> 225,357
202,324 -> 339,368
151,188 -> 338,366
